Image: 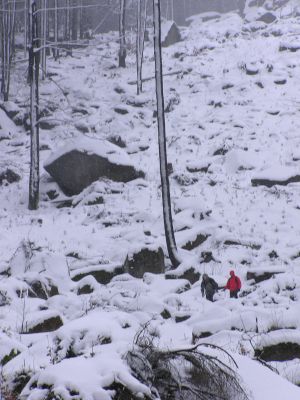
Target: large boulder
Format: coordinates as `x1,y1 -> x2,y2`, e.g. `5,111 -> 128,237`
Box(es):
161,21 -> 181,47
44,138 -> 145,196
124,247 -> 165,278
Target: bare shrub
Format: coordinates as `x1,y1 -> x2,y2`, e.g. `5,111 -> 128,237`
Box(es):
126,324 -> 249,400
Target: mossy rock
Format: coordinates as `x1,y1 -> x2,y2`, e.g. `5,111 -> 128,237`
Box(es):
27,316 -> 63,334
255,342 -> 300,362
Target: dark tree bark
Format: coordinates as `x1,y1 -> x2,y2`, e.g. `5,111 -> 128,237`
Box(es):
152,0 -> 180,267
53,0 -> 59,60
118,0 -> 126,67
0,0 -> 17,101
136,0 -> 147,94
28,0 -> 40,210
71,0 -> 78,41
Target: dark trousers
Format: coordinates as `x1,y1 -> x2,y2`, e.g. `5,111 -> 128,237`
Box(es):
206,292 -> 214,302
230,290 -> 238,298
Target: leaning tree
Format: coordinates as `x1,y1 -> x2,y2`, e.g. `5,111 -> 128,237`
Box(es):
152,0 -> 181,267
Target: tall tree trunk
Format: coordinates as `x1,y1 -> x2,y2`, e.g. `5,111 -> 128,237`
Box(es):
28,0 -> 40,210
41,0 -> 47,79
0,0 -> 16,101
24,0 -> 28,56
136,0 -> 147,94
54,0 -> 58,60
71,0 -> 78,41
118,0 -> 126,67
152,0 -> 180,267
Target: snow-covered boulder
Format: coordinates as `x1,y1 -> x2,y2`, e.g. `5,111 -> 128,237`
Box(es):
161,21 -> 181,47
124,246 -> 165,278
71,263 -> 124,285
44,138 -> 145,195
25,311 -> 63,334
257,11 -> 277,23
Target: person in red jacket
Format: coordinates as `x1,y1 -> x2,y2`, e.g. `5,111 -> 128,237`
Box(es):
225,270 -> 241,298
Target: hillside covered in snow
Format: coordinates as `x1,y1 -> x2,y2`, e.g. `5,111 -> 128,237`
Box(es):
2,1 -> 300,399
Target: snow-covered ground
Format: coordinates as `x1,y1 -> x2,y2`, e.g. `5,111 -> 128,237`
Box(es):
1,3 -> 300,399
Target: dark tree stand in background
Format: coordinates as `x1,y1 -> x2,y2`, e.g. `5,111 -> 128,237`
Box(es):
118,0 -> 126,67
153,0 -> 181,267
28,0 -> 40,210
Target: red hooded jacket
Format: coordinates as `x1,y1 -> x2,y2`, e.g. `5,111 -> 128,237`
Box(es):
226,271 -> 241,291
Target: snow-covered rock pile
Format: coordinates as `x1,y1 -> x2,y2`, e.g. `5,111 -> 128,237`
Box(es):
2,4 -> 300,400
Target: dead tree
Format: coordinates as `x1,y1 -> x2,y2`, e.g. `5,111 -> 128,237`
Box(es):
0,0 -> 17,101
28,0 -> 40,210
136,0 -> 147,94
153,0 -> 180,267
118,0 -> 126,67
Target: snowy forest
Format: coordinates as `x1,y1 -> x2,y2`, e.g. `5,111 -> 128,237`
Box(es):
1,0 -> 300,399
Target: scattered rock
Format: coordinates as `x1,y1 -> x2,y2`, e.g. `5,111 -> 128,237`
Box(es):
161,309 -> 172,319
252,175 -> 300,187
255,342 -> 300,362
268,250 -> 278,260
246,270 -> 283,283
174,173 -> 198,186
0,101 -> 21,119
77,284 -> 94,295
108,135 -> 126,148
222,83 -> 234,90
26,315 -> 63,334
182,234 -> 209,251
44,139 -> 144,196
114,106 -> 129,115
246,66 -> 259,76
213,147 -> 228,156
257,12 -> 276,24
72,264 -> 124,285
279,44 -> 300,52
0,168 -> 21,185
224,240 -> 261,250
27,279 -> 59,300
175,314 -> 191,323
39,119 -> 58,130
166,267 -> 200,284
200,251 -> 215,263
274,79 -> 287,85
124,247 -> 165,278
75,122 -> 89,133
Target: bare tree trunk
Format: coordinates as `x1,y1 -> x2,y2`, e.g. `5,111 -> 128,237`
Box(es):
79,0 -> 84,39
28,0 -> 40,210
118,0 -> 126,67
0,0 -> 16,101
71,0 -> 78,42
40,0 -> 47,79
136,0 -> 147,94
24,0 -> 27,56
152,0 -> 180,267
54,0 -> 58,60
